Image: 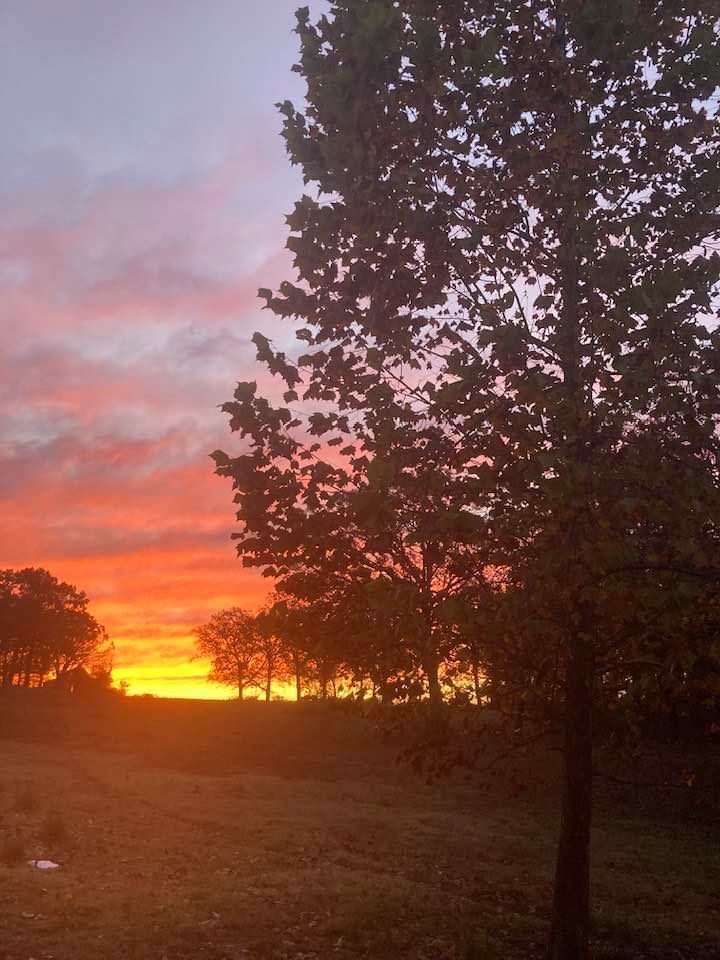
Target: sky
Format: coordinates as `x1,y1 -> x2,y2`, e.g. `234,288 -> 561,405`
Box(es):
0,1 -> 326,698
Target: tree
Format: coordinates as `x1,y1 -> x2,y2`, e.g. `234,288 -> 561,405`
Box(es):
334,577 -> 422,702
194,608 -> 265,700
215,382 -> 491,705
0,568 -> 109,688
255,604 -> 291,702
272,585 -> 341,699
440,584 -> 501,708
261,598 -> 312,701
217,4 -> 720,957
52,605 -> 111,680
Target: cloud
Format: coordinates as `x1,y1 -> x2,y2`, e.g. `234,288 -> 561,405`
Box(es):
0,150 -> 295,342
0,0 -> 315,179
0,157 -> 288,698
0,1 -> 331,696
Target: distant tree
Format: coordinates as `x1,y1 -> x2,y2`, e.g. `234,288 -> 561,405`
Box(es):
52,607 -> 111,681
264,590 -> 366,701
259,632 -> 286,703
338,578 -> 420,703
282,571 -> 437,703
194,608 -> 264,700
0,568 -> 109,688
255,605 -> 290,702
261,599 -> 312,701
216,4 -> 720,957
440,585 -> 501,708
270,588 -> 340,699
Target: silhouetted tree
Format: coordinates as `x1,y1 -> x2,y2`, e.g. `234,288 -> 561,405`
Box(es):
194,608 -> 264,700
255,604 -> 291,702
0,568 -> 109,688
337,578 -> 420,703
217,4 -> 720,958
215,395 -> 490,705
259,598 -> 313,700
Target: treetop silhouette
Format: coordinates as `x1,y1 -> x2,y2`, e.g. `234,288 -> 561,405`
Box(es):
215,4 -> 720,957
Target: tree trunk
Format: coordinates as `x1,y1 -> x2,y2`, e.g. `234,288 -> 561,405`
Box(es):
379,676 -> 393,705
471,657 -> 482,706
237,678 -> 244,701
424,656 -> 442,706
295,660 -> 302,701
265,661 -> 272,703
2,654 -> 16,685
547,633 -> 593,960
547,14 -> 593,957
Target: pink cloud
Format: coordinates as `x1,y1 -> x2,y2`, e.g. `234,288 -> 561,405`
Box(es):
0,150 -> 297,695
0,148 -> 294,340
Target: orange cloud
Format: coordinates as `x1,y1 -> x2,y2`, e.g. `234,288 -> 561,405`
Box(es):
0,153 -> 297,698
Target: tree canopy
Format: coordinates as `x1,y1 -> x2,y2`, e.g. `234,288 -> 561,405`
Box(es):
0,567 -> 111,688
194,607 -> 266,700
215,3 -> 720,957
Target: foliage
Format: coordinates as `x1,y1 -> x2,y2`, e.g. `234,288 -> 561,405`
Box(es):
216,3 -> 720,957
194,607 -> 265,700
258,597 -> 314,700
0,567 -> 111,688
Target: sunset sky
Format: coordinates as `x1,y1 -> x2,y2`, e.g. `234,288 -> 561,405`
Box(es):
0,1 -> 324,697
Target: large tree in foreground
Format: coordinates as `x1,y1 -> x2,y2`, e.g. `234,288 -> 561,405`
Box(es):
217,3 -> 720,957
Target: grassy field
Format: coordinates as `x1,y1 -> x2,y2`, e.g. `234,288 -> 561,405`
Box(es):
0,694 -> 718,960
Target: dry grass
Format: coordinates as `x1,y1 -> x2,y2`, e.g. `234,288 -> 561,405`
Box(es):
0,694 -> 717,959
39,810 -> 70,850
13,781 -> 37,814
0,832 -> 26,867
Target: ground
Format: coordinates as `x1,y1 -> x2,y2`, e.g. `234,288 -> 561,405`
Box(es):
0,694 -> 718,960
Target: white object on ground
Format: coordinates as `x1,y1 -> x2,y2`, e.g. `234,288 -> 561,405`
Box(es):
28,860 -> 60,870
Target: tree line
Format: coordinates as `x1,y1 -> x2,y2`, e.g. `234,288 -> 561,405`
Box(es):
0,568 -> 111,688
197,571 -> 720,735
194,607 -> 282,701
195,599 -> 364,702
211,4 -> 720,958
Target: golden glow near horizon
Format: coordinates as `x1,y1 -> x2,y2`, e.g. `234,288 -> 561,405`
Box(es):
114,656 -> 297,701
0,557 -> 273,701
113,662 -> 230,700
